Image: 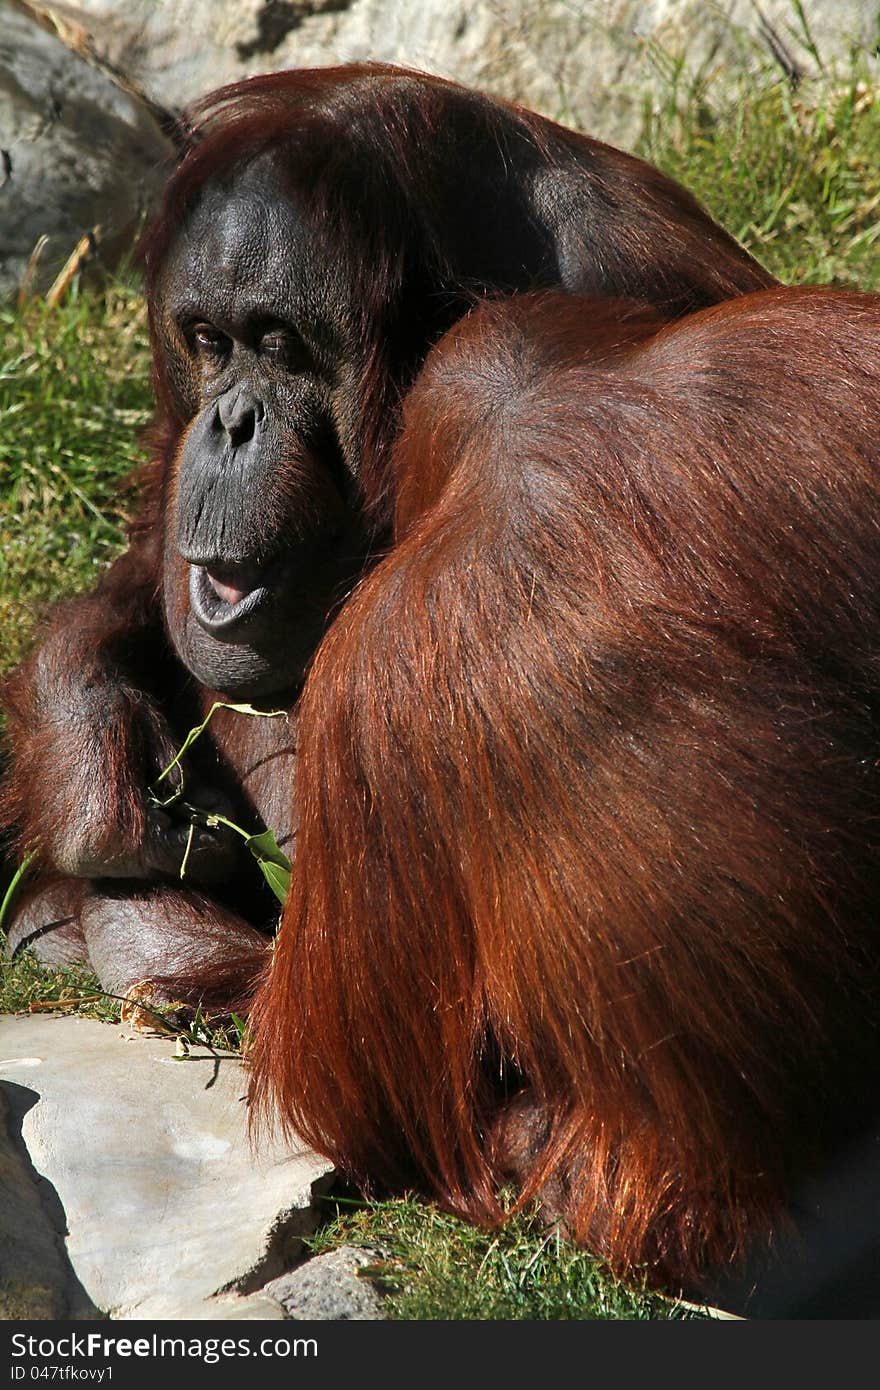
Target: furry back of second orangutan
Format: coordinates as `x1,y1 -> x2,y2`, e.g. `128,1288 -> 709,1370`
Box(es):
250,286 -> 880,1295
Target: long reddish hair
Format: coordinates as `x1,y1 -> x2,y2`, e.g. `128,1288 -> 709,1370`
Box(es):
249,286 -> 880,1288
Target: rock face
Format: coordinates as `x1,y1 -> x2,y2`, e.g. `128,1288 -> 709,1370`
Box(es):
0,1014 -> 336,1320
0,2 -> 173,300
13,1 -> 880,144
265,1246 -> 389,1320
0,1081 -> 98,1319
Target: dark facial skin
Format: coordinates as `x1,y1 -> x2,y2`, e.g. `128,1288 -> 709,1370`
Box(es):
157,154 -> 369,697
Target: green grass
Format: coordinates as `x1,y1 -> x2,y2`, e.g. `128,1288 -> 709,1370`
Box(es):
306,1194 -> 702,1320
0,950 -> 119,1021
0,55 -> 877,1320
637,57 -> 880,290
0,278 -> 151,670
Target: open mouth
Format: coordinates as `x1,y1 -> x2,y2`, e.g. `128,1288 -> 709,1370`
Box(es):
188,558 -> 277,635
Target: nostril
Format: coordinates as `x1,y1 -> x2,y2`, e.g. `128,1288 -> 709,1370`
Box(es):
227,406 -> 256,448
216,388 -> 263,448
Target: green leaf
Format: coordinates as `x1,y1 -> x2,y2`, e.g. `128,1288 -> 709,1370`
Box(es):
257,859 -> 292,904
0,848 -> 38,935
244,828 -> 291,866
244,828 -> 292,905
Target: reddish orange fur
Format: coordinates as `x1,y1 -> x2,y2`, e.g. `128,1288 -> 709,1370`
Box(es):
249,287 -> 880,1291
0,533 -> 168,871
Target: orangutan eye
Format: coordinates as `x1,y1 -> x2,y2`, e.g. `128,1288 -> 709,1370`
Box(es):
259,326 -> 312,371
260,330 -> 290,355
191,323 -> 230,358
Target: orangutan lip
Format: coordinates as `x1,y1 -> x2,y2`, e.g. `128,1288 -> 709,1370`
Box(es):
188,560 -> 274,634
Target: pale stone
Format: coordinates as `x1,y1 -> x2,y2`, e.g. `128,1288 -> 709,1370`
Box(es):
0,1015 -> 334,1321
265,1245 -> 388,1320
0,1084 -> 100,1319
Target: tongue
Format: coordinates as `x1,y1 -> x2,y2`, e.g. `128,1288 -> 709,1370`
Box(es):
206,570 -> 250,606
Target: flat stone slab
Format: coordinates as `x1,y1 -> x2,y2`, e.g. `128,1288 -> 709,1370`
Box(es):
0,1015 -> 334,1320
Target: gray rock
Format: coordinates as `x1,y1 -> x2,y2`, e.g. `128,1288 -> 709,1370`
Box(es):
265,1245 -> 389,1320
0,1014 -> 335,1320
0,2 -> 172,300
0,1083 -> 100,1319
